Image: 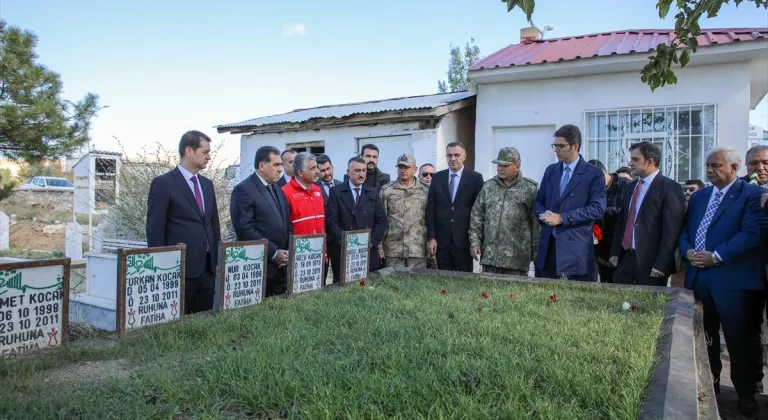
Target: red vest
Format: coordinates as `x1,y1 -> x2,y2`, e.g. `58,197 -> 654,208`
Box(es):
282,178 -> 326,236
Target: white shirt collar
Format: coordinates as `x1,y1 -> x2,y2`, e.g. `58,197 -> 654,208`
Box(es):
714,178 -> 738,195
349,180 -> 362,191
449,166 -> 465,178
177,165 -> 197,181
562,160 -> 578,173
640,169 -> 660,184
254,171 -> 270,186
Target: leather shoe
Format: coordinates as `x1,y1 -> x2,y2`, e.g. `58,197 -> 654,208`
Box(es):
739,395 -> 759,416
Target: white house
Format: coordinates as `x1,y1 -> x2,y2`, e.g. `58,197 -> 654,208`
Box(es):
469,27 -> 768,184
72,150 -> 122,215
216,92 -> 477,182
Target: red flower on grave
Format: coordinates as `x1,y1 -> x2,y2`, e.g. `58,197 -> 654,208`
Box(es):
592,224 -> 603,241
171,300 -> 178,317
478,307 -> 483,313
47,327 -> 59,346
630,304 -> 639,312
440,289 -> 447,295
359,280 -> 366,287
549,294 -> 557,303
225,293 -> 231,307
481,292 -> 489,299
509,293 -> 516,301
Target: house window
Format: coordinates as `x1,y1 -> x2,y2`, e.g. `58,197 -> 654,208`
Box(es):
286,141 -> 325,156
585,105 -> 716,182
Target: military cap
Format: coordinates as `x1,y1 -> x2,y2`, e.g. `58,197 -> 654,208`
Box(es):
395,154 -> 417,168
493,147 -> 521,165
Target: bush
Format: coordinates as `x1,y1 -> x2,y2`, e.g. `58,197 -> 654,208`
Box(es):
0,168 -> 18,201
17,160 -> 65,181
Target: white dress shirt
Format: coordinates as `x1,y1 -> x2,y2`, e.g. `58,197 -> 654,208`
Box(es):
177,165 -> 204,213
349,180 -> 363,204
629,169 -> 660,249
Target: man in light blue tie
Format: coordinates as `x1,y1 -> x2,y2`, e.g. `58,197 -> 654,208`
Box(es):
533,124 -> 606,281
679,147 -> 768,416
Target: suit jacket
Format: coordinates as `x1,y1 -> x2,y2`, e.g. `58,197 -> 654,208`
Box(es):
533,156 -> 607,276
343,168 -> 391,191
426,168 -> 484,249
610,172 -> 686,278
276,175 -> 289,188
325,183 -> 388,248
146,167 -> 221,278
596,174 -> 630,261
679,179 -> 767,292
230,173 -> 292,280
316,178 -> 343,205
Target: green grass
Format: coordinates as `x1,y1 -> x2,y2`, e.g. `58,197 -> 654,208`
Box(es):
0,247 -> 63,260
0,275 -> 667,419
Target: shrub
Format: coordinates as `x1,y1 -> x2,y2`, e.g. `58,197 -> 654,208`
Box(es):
0,168 -> 18,201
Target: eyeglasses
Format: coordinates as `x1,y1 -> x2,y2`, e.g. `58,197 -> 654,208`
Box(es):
421,173 -> 434,177
683,187 -> 698,192
551,143 -> 572,150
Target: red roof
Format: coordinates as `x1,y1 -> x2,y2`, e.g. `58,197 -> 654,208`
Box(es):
470,28 -> 767,71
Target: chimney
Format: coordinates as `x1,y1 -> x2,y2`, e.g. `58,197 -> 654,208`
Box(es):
520,26 -> 541,44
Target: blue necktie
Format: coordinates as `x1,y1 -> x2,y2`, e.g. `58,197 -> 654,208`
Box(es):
694,191 -> 723,251
559,166 -> 571,198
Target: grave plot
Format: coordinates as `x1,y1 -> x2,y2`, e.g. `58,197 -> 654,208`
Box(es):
0,270 -> 705,419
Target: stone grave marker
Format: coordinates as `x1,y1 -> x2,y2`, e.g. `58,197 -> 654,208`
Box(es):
0,258 -> 70,358
116,245 -> 185,337
340,229 -> 371,286
287,233 -> 326,295
215,240 -> 268,311
0,212 -> 9,251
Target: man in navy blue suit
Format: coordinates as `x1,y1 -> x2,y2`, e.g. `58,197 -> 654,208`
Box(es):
230,146 -> 293,296
533,124 -> 606,281
680,147 -> 767,416
146,130 -> 221,314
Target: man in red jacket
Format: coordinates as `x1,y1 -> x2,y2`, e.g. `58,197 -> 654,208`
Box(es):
282,152 -> 325,235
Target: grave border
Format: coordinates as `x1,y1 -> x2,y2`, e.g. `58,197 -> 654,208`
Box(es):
116,244 -> 187,337
339,229 -> 371,287
0,257 -> 71,352
215,240 -> 269,312
286,233 -> 326,296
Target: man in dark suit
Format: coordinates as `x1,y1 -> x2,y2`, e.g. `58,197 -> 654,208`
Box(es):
326,157 -> 388,282
315,154 -> 342,205
680,147 -> 767,416
587,160 -> 630,283
276,149 -> 296,187
426,142 -> 484,272
146,130 -> 221,314
533,124 -> 607,281
608,142 -> 685,286
230,146 -> 292,296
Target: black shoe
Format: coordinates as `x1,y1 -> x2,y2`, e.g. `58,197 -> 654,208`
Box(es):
739,395 -> 759,416
758,381 -> 764,394
713,378 -> 720,394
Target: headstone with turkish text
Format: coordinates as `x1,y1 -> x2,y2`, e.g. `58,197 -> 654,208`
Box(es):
0,212 -> 9,251
0,259 -> 70,358
216,240 -> 267,311
340,229 -> 371,285
116,246 -> 185,337
288,234 -> 326,295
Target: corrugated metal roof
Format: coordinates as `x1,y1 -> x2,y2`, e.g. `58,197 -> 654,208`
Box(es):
471,28 -> 767,71
216,91 -> 474,130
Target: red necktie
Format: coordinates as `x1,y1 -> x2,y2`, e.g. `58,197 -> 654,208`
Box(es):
190,176 -> 204,217
621,179 -> 644,250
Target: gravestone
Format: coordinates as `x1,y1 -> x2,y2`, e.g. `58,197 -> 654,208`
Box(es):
65,223 -> 83,260
340,229 -> 371,286
215,240 -> 268,311
287,234 -> 326,295
116,245 -> 185,337
0,258 -> 70,357
0,212 -> 9,251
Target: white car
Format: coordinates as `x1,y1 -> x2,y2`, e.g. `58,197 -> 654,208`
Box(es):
19,176 -> 74,191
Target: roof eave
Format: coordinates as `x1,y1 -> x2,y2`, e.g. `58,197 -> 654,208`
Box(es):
469,40 -> 768,85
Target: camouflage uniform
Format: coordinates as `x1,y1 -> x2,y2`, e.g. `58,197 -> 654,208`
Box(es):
469,147 -> 540,275
379,154 -> 429,268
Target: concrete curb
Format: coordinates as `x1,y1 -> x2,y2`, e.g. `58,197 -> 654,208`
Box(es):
372,267 -> 710,419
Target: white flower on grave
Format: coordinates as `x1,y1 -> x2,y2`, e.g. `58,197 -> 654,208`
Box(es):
621,302 -> 631,311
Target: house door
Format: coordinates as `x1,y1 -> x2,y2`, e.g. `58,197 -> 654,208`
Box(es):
357,135 -> 412,176
491,125 -> 557,185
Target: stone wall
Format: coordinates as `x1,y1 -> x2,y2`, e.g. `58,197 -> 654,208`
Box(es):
8,189 -> 73,212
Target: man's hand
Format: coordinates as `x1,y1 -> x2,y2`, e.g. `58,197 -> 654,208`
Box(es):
650,268 -> 665,278
538,211 -> 562,226
427,239 -> 437,257
272,249 -> 289,267
691,251 -> 716,268
470,245 -> 482,262
685,249 -> 697,261
378,250 -> 385,261
762,192 -> 768,209
608,256 -> 619,267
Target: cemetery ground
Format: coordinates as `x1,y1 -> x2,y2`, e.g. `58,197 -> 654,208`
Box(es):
0,275 -> 667,419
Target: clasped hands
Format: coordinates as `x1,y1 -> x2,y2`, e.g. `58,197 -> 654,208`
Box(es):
538,211 -> 562,227
686,249 -> 716,268
272,249 -> 289,267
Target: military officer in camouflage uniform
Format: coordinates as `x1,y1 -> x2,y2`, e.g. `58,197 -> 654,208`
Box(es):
469,147 -> 540,275
379,154 -> 430,268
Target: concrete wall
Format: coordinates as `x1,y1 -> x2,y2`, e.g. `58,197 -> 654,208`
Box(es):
7,190 -> 73,212
474,62 -> 752,182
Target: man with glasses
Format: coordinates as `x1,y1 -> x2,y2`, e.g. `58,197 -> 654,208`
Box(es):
683,180 -> 705,208
419,164 -> 435,185
533,124 -> 607,281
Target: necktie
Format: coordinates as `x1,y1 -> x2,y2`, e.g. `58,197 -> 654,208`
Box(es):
694,191 -> 724,251
325,182 -> 332,196
559,166 -> 571,198
621,179 -> 644,250
449,174 -> 457,202
190,176 -> 204,216
354,187 -> 360,205
268,184 -> 282,213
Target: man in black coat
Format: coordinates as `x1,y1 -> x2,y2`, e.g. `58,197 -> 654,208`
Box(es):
587,160 -> 630,283
315,154 -> 343,205
426,142 -> 484,272
343,143 -> 391,191
326,156 -> 388,283
146,130 -> 221,314
230,146 -> 292,296
609,141 -> 686,286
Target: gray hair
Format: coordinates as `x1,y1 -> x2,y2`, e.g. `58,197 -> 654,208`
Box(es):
709,147 -> 741,168
293,152 -> 317,174
746,145 -> 768,158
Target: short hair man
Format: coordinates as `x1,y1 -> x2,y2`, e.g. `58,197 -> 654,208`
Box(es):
146,130 -> 221,313
616,166 -> 633,181
742,145 -> 768,187
315,154 -> 342,205
683,179 -> 705,204
276,149 -> 296,187
230,146 -> 292,296
419,164 -> 435,185
282,152 -> 325,236
344,144 -> 391,191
